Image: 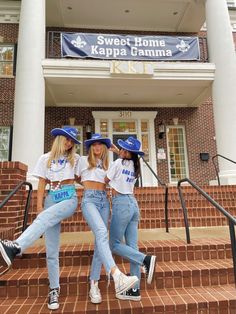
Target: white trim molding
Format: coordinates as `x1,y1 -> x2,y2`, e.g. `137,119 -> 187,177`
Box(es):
0,1 -> 21,24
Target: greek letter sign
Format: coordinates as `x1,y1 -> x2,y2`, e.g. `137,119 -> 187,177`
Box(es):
61,33 -> 200,61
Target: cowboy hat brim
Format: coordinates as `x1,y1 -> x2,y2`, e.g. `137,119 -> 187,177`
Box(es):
84,138 -> 111,150
51,128 -> 81,144
117,139 -> 145,156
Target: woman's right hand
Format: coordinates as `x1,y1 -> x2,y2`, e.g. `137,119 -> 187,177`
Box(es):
109,143 -> 120,154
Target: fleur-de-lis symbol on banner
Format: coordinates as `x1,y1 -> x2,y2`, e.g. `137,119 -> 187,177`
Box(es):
176,40 -> 190,53
71,36 -> 87,48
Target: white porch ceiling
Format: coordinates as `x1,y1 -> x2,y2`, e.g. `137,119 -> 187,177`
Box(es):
46,0 -> 206,33
43,59 -> 215,108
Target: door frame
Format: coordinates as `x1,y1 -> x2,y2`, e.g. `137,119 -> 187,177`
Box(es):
92,110 -> 158,186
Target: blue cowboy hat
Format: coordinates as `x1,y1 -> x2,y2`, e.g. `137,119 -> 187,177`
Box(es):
51,127 -> 81,144
117,136 -> 144,156
84,133 -> 111,150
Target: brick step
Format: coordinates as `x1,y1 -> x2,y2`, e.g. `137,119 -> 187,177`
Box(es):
1,284 -> 235,314
26,216 -> 230,232
12,239 -> 232,269
25,214 -> 231,232
27,205 -> 236,219
138,216 -> 230,229
1,259 -> 234,298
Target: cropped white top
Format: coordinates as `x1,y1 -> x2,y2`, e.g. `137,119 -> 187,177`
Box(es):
107,158 -> 136,194
76,156 -> 107,183
32,152 -> 80,181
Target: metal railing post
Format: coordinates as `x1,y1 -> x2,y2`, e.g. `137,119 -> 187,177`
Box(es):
229,220 -> 236,287
0,181 -> 33,234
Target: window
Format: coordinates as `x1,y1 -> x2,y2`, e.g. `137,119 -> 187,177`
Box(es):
0,126 -> 12,161
100,120 -> 108,138
0,44 -> 14,76
167,126 -> 189,183
141,121 -> 149,162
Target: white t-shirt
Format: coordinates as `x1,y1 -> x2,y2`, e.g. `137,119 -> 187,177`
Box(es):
32,152 -> 80,181
107,158 -> 136,194
76,156 -> 107,183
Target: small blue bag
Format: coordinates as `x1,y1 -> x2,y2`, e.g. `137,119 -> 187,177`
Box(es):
49,186 -> 76,203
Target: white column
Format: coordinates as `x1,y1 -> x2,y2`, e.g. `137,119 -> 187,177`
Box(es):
12,0 -> 45,175
206,0 -> 236,184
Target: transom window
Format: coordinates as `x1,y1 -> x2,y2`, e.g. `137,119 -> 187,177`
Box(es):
0,45 -> 14,76
112,121 -> 136,133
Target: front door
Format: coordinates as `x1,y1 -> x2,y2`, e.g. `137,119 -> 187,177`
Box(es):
93,111 -> 158,186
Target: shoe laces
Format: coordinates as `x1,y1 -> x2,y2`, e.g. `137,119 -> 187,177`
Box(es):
91,282 -> 101,297
49,289 -> 59,303
2,240 -> 18,249
142,264 -> 148,274
116,272 -> 127,287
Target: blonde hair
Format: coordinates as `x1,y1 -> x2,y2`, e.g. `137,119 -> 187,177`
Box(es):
47,136 -> 76,168
88,143 -> 109,170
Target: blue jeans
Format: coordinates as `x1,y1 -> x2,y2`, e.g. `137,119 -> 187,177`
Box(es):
110,194 -> 145,289
81,190 -> 115,280
16,185 -> 78,289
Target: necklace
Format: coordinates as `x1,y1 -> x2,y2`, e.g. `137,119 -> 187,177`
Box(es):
49,157 -> 67,191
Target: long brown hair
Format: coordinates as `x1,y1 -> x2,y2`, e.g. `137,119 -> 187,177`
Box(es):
122,152 -> 141,179
87,143 -> 109,170
47,136 -> 76,168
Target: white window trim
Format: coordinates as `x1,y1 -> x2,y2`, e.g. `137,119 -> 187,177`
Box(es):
166,125 -> 189,184
92,111 -> 158,186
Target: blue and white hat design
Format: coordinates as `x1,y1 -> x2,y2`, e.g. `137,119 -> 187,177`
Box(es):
51,127 -> 81,144
84,133 -> 111,150
117,137 -> 144,156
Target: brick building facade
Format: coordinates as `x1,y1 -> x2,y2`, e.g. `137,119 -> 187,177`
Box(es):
1,1 -> 236,186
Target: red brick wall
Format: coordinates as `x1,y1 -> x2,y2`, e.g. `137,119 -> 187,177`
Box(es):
0,161 -> 29,239
45,102 -> 217,185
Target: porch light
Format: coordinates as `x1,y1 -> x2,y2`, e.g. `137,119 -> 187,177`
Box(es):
158,122 -> 165,139
86,122 -> 92,139
173,117 -> 179,125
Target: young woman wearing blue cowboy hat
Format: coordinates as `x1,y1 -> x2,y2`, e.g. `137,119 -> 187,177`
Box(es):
75,133 -> 138,304
0,126 -> 81,310
105,136 -> 157,301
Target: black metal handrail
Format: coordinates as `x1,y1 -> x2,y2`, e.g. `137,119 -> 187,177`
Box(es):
212,154 -> 236,186
140,156 -> 169,233
0,181 -> 33,232
177,177 -> 236,287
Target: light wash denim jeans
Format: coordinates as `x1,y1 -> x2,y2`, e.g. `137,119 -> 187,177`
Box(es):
81,189 -> 116,280
110,194 -> 146,289
16,185 -> 78,289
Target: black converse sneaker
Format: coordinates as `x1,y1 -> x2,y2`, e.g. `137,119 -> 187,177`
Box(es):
143,255 -> 157,284
48,288 -> 60,310
116,288 -> 141,301
0,239 -> 21,270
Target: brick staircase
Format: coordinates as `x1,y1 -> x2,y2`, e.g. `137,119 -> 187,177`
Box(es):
25,185 -> 236,232
0,180 -> 236,313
